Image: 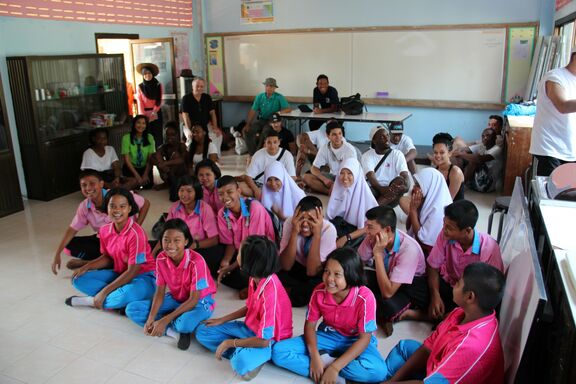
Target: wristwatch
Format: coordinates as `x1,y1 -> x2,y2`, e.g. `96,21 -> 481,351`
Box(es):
346,234 -> 352,243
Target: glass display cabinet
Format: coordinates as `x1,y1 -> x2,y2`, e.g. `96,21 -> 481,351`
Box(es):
7,54 -> 128,200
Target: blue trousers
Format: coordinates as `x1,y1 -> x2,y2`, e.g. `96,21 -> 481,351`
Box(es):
271,326 -> 387,383
72,269 -> 155,309
125,293 -> 214,334
384,339 -> 425,381
195,321 -> 273,376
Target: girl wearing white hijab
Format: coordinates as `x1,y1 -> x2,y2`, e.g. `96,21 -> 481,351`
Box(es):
326,158 -> 378,247
261,161 -> 306,221
406,167 -> 453,254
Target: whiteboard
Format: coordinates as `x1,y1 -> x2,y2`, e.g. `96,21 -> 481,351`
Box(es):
223,28 -> 507,103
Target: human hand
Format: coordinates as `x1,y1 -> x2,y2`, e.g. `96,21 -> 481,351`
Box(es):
320,365 -> 340,384
149,318 -> 169,337
141,174 -> 150,185
215,339 -> 234,360
93,290 -> 108,310
136,176 -> 144,186
310,207 -> 324,236
291,208 -> 303,234
112,177 -> 120,188
313,107 -> 321,114
144,318 -> 155,335
309,354 -> 325,383
373,231 -> 389,256
336,236 -> 348,248
217,262 -> 236,285
203,317 -> 226,327
72,265 -> 89,279
410,188 -> 424,211
429,294 -> 445,319
51,254 -> 62,275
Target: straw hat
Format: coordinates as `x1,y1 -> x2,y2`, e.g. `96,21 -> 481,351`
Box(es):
136,63 -> 159,76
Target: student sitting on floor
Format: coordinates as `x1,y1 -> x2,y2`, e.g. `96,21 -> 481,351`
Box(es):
216,176 -> 276,294
383,262 -> 505,384
400,168 -> 452,255
278,196 -> 337,307
296,123 -> 329,177
261,112 -> 297,156
358,206 -> 428,336
237,131 -> 296,199
65,188 -> 156,311
452,114 -> 504,152
80,127 -> 122,189
196,236 -> 292,381
121,115 -> 156,189
126,218 -> 216,351
303,119 -> 358,195
260,161 -> 306,222
151,121 -> 188,201
362,125 -> 410,206
51,169 -> 150,274
427,200 -> 504,322
389,122 -> 418,175
272,248 -> 387,384
431,133 -> 465,201
195,159 -> 224,214
187,123 -> 219,170
327,158 -> 378,248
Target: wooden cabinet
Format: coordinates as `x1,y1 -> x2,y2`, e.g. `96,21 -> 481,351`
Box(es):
503,116 -> 533,195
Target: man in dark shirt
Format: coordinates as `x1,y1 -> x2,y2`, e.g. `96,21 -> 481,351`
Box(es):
309,74 -> 339,131
263,113 -> 297,156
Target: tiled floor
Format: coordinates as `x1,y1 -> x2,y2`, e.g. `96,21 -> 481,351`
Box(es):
0,151 -> 499,383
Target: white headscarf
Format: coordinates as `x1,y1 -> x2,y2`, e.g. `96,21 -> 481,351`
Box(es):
326,158 -> 378,228
412,167 -> 453,246
260,161 -> 305,219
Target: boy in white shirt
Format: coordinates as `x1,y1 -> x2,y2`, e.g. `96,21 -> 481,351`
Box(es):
389,122 -> 418,174
295,124 -> 329,176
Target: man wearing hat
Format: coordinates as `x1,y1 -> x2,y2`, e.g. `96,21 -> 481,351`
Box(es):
530,45 -> 576,176
389,122 -> 418,175
136,63 -> 163,148
362,125 -> 410,206
263,112 -> 297,156
244,77 -> 292,155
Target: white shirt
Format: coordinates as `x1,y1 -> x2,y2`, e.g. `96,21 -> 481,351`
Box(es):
191,142 -> 218,166
305,128 -> 329,148
530,67 -> 576,161
361,148 -> 408,186
470,143 -> 503,178
246,147 -> 296,183
80,146 -> 119,172
390,134 -> 416,156
313,140 -> 358,175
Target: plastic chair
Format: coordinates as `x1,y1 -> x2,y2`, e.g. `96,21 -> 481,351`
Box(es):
487,196 -> 511,243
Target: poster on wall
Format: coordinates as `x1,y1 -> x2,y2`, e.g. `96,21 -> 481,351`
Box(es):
557,0 -> 572,11
206,36 -> 225,97
171,31 -> 191,75
505,27 -> 537,103
241,0 -> 274,24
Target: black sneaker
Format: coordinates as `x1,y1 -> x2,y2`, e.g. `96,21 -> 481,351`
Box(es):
65,296 -> 78,307
177,333 -> 191,350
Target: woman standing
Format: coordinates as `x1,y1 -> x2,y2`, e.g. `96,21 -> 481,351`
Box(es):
136,63 -> 163,148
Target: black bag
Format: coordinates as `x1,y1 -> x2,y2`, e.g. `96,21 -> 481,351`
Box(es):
151,212 -> 168,240
340,93 -> 365,115
329,216 -> 365,249
245,198 -> 283,247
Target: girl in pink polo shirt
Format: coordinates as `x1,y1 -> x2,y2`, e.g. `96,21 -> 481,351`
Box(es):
196,236 -> 292,381
195,159 -> 224,214
126,219 -> 217,351
272,248 -> 387,383
65,188 -> 156,311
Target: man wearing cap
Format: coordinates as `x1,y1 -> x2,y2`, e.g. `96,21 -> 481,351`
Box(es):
530,46 -> 576,176
362,126 -> 410,206
389,122 -> 418,175
244,77 -> 292,155
264,112 -> 297,156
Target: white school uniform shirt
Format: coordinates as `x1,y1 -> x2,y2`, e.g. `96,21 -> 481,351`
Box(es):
80,146 -> 119,172
246,147 -> 296,183
191,142 -> 219,165
390,134 -> 416,156
469,143 -> 503,180
361,148 -> 408,186
306,127 -> 329,148
313,140 -> 358,175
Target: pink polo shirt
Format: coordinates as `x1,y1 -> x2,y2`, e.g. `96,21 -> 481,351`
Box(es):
428,230 -> 504,286
202,185 -> 224,214
306,284 -> 377,337
155,249 -> 216,303
167,201 -> 218,241
279,217 -> 337,267
423,307 -> 504,384
217,198 -> 275,250
98,217 -> 154,275
358,230 -> 426,284
245,274 -> 293,341
70,189 -> 145,232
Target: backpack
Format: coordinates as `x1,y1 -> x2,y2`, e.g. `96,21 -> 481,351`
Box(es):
245,198 -> 282,247
340,93 -> 365,115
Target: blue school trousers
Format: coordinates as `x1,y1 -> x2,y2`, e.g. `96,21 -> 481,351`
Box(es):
271,325 -> 387,383
384,339 -> 425,380
72,270 -> 155,309
195,321 -> 273,376
125,293 -> 214,333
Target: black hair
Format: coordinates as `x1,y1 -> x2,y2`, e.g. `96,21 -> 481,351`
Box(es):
176,175 -> 203,201
488,115 -> 503,129
325,248 -> 366,287
161,218 -> 193,249
432,132 -> 454,151
88,127 -> 109,147
316,74 -> 329,82
164,120 -> 180,137
365,206 -> 396,231
105,188 -> 140,217
188,123 -> 211,162
462,262 -> 505,312
195,159 -> 222,179
79,168 -> 103,181
239,235 -> 280,278
296,195 -> 323,212
130,115 -> 152,146
216,175 -> 238,189
444,200 -> 479,230
326,119 -> 345,136
264,130 -> 281,141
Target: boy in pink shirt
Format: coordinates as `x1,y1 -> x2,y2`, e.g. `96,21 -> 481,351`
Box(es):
427,200 -> 503,321
196,236 -> 292,381
383,262 -> 505,384
358,206 -> 428,334
215,175 -> 275,291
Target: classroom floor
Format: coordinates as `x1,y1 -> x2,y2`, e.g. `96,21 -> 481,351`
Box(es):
0,151 -> 499,384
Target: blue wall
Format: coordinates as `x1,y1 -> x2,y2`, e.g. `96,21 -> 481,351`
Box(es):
203,0 -> 544,143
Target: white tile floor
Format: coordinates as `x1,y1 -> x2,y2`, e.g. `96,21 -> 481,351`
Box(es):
0,151 -> 499,383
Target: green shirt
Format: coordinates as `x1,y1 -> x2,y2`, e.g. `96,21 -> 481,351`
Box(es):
251,92 -> 289,120
121,133 -> 156,168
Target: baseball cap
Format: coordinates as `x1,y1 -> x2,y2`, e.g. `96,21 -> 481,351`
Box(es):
269,112 -> 281,123
390,122 -> 404,134
369,125 -> 388,141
